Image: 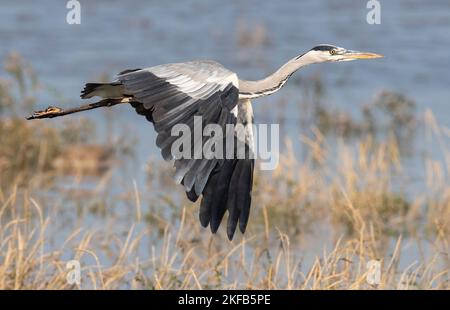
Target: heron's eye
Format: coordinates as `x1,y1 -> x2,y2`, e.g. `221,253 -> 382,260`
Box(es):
330,49 -> 337,55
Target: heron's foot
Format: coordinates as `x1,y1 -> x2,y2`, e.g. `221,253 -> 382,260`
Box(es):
26,106 -> 64,120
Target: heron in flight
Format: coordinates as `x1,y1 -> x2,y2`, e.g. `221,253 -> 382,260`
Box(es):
28,44 -> 382,240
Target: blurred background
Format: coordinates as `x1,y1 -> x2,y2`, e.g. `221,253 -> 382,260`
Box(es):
0,0 -> 449,289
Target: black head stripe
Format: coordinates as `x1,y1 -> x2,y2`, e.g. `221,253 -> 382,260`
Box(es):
311,45 -> 337,52
295,45 -> 339,60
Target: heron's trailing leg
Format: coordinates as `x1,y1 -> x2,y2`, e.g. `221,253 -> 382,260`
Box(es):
26,97 -> 130,120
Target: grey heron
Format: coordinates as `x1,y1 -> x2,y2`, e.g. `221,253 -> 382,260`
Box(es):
27,44 -> 382,240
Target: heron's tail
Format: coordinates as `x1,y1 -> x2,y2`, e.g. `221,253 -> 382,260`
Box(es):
81,82 -> 125,99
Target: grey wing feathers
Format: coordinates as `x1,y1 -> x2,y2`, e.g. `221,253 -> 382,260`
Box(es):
116,61 -> 254,240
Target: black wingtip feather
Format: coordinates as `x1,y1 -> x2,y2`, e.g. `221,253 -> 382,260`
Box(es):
239,160 -> 254,234
181,178 -> 199,202
198,170 -> 219,227
209,160 -> 236,234
226,159 -> 254,240
80,83 -> 102,99
198,157 -> 254,240
226,161 -> 243,240
186,188 -> 199,202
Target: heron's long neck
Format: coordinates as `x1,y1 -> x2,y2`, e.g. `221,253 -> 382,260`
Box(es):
238,54 -> 313,99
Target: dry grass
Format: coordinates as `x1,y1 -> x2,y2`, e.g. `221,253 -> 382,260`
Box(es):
0,54 -> 449,290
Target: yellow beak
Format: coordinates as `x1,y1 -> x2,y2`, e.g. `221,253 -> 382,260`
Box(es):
344,50 -> 384,59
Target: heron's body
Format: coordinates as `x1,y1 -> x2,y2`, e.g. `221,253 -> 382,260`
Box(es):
30,44 -> 382,240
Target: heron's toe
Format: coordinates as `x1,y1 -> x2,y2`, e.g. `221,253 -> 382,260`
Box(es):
27,106 -> 64,119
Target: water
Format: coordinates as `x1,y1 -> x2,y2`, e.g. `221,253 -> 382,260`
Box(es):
2,0 -> 450,156
1,0 -> 449,282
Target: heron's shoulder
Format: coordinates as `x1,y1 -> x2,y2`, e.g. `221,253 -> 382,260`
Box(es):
184,59 -> 226,67
180,60 -> 234,75
146,60 -> 236,84
154,60 -> 232,73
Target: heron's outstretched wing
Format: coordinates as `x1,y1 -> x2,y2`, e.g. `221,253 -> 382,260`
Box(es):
117,61 -> 255,240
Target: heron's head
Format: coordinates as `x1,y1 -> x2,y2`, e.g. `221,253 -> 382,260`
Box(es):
302,44 -> 383,64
